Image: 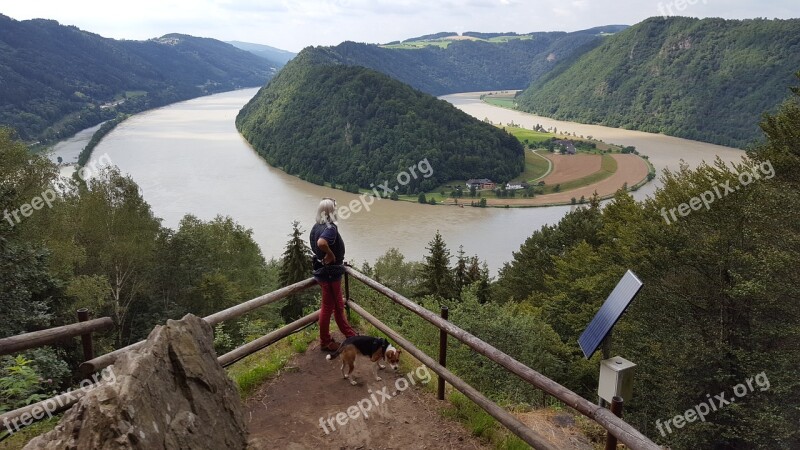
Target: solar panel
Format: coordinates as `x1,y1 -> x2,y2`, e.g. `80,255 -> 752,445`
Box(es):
578,270 -> 643,359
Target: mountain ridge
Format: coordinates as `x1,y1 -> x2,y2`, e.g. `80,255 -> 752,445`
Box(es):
0,14 -> 276,143
296,26 -> 628,96
516,17 -> 800,148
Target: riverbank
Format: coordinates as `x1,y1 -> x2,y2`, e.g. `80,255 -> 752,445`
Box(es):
75,89 -> 745,274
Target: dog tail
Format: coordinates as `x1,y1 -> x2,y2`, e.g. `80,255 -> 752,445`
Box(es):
326,347 -> 344,360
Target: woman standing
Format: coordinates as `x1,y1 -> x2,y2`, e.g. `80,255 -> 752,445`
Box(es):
310,198 -> 357,351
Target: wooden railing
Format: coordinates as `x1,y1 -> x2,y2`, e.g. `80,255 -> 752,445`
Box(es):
0,309 -> 113,359
0,309 -> 114,438
1,270 -> 661,449
343,266 -> 659,450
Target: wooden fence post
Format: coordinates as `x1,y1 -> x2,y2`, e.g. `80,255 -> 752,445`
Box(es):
76,308 -> 94,362
437,305 -> 449,400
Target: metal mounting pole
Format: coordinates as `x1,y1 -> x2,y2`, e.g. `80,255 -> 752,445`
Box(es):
604,396 -> 624,450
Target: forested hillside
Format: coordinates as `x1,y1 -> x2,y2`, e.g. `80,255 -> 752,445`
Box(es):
302,26 -> 626,96
0,15 -> 276,143
236,51 -> 524,193
517,17 -> 800,148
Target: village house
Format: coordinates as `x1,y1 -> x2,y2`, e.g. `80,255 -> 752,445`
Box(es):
554,139 -> 577,155
505,182 -> 529,190
466,178 -> 496,190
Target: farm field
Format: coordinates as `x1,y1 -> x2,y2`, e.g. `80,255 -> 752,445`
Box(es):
541,154 -> 602,184
436,152 -> 648,207
480,153 -> 647,206
381,33 -> 532,49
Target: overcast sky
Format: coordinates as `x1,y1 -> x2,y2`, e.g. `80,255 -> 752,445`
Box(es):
3,1 -> 798,53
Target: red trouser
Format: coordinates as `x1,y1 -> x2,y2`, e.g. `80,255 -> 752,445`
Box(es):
318,279 -> 357,344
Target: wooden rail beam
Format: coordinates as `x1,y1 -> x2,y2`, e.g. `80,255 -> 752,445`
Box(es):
0,318 -> 113,356
204,278 -> 317,325
80,278 -> 318,375
0,385 -> 93,434
218,310 -> 320,367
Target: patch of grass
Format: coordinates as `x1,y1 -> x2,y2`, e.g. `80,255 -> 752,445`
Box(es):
381,40 -> 452,49
484,97 -> 517,109
442,391 -> 499,441
0,415 -> 60,449
574,412 -> 608,445
487,35 -> 533,43
504,126 -> 554,144
124,90 -> 147,98
600,153 -> 618,172
498,434 -> 533,450
514,150 -> 551,183
225,326 -> 318,398
381,34 -> 531,49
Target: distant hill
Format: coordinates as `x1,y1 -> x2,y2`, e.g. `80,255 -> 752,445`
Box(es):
516,17 -> 800,148
295,26 -> 628,96
227,41 -> 296,66
0,14 -> 276,142
403,32 -> 458,42
462,31 -> 522,39
236,50 -> 524,193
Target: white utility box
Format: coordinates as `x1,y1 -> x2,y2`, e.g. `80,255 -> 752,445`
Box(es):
598,356 -> 636,403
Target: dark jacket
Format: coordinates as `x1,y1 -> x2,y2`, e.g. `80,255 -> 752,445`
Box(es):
310,222 -> 345,281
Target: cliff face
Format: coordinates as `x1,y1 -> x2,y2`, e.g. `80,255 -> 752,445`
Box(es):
25,314 -> 247,450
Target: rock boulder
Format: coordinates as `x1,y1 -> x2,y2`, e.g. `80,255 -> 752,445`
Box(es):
25,314 -> 247,449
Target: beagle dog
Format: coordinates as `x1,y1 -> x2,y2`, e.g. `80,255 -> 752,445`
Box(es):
326,336 -> 401,385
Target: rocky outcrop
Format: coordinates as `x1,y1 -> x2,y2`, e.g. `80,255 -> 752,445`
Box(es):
25,314 -> 247,449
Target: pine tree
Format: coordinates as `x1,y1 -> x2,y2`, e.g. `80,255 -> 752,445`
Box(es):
464,255 -> 491,303
476,261 -> 491,304
279,221 -> 312,322
417,231 -> 455,299
453,245 -> 469,293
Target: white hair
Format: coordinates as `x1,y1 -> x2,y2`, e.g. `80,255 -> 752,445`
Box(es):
316,198 -> 337,224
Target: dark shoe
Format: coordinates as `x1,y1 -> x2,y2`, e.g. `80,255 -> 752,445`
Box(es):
321,340 -> 339,352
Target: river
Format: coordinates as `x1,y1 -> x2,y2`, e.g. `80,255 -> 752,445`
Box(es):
56,88 -> 744,274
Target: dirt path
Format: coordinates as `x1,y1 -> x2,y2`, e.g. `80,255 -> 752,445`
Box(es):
244,334 -> 489,450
